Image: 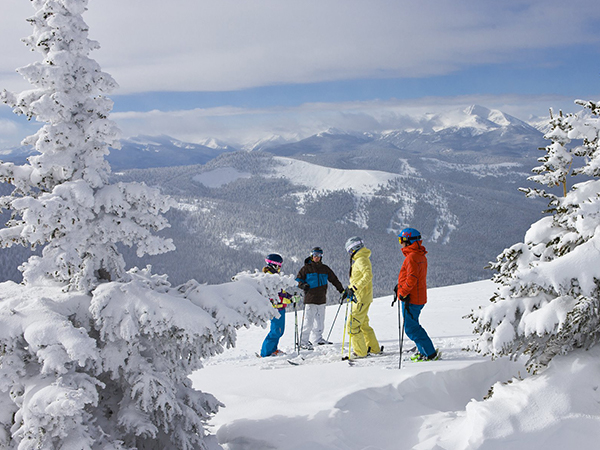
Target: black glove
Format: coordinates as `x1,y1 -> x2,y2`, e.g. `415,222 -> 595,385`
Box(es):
341,287 -> 353,303
298,281 -> 310,293
393,293 -> 410,307
391,284 -> 399,306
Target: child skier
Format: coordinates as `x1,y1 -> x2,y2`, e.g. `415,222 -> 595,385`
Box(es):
260,253 -> 298,357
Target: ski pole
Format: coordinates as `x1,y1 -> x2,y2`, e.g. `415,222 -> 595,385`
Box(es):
294,302 -> 299,354
347,299 -> 353,360
348,292 -> 359,360
326,293 -> 345,342
341,298 -> 350,359
299,301 -> 306,353
397,298 -> 405,369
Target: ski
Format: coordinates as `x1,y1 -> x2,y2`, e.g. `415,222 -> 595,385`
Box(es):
287,354 -> 305,365
256,351 -> 288,359
342,356 -> 356,366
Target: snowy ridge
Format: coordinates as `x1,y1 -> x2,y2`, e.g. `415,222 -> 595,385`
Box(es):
431,105 -> 532,134
265,156 -> 458,237
269,156 -> 405,196
243,134 -> 300,152
234,104 -> 540,152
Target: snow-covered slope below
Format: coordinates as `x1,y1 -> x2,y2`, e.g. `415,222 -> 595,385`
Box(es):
269,156 -> 411,196
192,279 -> 600,450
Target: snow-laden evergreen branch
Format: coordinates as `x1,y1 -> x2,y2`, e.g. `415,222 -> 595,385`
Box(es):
0,266 -> 276,449
469,99 -> 600,372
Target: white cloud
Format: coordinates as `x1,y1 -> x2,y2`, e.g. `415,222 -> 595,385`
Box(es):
0,118 -> 28,149
1,0 -> 599,94
1,1 -> 598,149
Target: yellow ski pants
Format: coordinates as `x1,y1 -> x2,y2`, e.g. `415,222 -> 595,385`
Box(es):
348,301 -> 380,357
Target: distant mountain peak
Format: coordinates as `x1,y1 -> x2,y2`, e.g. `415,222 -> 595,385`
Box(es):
197,137 -> 232,150
464,104 -> 492,117
317,127 -> 348,137
463,104 -> 531,129
244,134 -> 300,152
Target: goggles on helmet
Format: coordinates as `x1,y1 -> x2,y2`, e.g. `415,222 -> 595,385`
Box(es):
266,259 -> 283,268
311,250 -> 323,258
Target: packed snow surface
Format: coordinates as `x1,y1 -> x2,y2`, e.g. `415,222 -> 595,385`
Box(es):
192,279 -> 600,450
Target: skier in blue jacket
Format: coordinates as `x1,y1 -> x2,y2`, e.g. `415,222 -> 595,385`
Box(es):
296,247 -> 344,349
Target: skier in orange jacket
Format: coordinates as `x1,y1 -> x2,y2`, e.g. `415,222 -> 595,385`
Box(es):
395,228 -> 438,361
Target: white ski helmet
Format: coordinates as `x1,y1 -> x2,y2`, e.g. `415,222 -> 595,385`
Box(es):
345,236 -> 364,255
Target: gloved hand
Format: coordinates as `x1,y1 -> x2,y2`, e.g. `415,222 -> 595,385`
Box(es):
278,291 -> 293,301
391,284 -> 399,306
341,286 -> 353,301
298,281 -> 310,292
291,294 -> 302,303
392,292 -> 409,307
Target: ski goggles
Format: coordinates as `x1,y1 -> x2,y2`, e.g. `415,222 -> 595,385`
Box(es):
311,251 -> 323,258
266,259 -> 283,268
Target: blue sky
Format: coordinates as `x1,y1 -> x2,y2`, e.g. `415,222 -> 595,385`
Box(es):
1,0 -> 599,148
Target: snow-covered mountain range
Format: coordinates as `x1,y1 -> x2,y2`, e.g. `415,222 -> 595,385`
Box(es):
0,105 -> 549,293
0,104 -> 544,167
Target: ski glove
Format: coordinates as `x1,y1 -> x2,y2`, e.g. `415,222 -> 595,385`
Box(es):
298,281 -> 310,292
391,284 -> 399,306
342,287 -> 358,303
278,291 -> 293,301
392,293 -> 410,306
341,287 -> 353,303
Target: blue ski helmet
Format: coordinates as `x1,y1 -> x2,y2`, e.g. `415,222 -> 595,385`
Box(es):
398,228 -> 421,244
265,253 -> 283,269
345,236 -> 364,255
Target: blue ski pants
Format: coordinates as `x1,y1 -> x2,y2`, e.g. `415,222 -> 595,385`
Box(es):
260,310 -> 286,357
402,302 -> 435,357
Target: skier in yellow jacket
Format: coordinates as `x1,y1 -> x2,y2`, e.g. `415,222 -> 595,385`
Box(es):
344,236 -> 381,358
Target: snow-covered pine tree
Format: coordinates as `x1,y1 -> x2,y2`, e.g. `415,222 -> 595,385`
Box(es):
529,109 -> 573,198
0,2 -> 274,449
469,99 -> 600,372
0,0 -> 175,293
